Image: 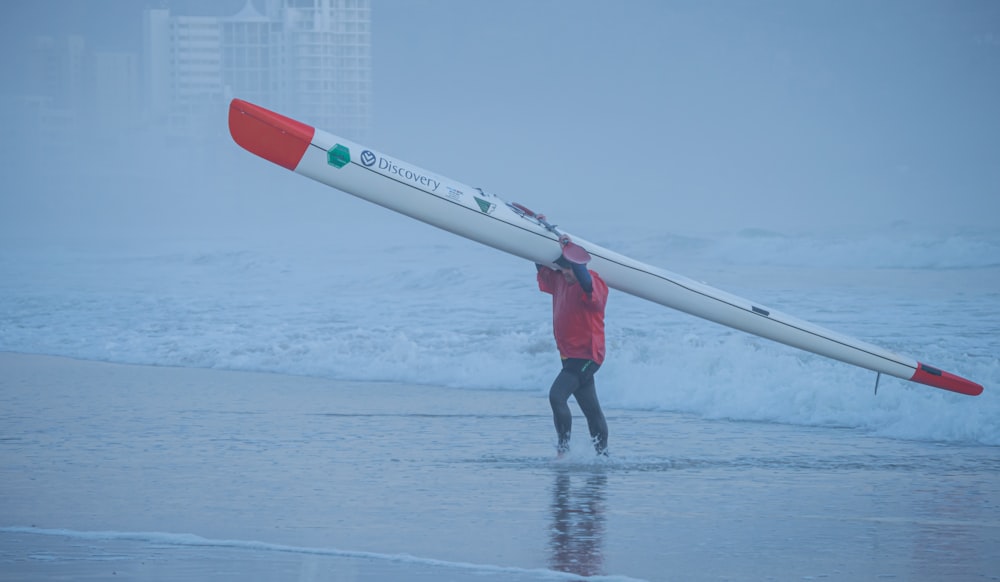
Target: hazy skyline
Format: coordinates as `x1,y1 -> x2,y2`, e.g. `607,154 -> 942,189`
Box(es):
1,0 -> 998,243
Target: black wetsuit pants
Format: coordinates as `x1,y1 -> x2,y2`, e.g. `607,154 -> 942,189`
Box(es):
549,358 -> 608,454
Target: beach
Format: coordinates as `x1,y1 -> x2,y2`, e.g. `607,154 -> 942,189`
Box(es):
3,1 -> 999,577
2,352 -> 997,581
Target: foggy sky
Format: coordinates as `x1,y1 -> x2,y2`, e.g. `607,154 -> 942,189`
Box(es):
1,0 -> 998,246
370,0 -> 999,234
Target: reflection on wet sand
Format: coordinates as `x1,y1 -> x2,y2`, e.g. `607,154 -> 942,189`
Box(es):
548,470 -> 607,577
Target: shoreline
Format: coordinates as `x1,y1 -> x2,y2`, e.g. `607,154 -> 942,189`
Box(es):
2,352 -> 998,581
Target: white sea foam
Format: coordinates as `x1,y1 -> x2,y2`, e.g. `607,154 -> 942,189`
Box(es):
2,227 -> 997,445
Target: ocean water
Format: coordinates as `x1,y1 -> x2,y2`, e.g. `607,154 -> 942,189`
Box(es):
2,223 -> 997,447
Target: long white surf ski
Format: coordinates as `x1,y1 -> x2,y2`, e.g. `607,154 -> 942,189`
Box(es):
228,98 -> 983,397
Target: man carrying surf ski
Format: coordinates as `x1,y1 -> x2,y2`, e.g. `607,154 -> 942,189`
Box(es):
536,234 -> 610,457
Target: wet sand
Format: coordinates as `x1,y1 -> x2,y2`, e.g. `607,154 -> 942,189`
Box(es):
1,353 -> 997,581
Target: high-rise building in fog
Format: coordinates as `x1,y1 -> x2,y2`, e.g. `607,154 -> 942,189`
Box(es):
18,35 -> 92,144
144,0 -> 371,140
26,35 -> 88,112
93,51 -> 141,135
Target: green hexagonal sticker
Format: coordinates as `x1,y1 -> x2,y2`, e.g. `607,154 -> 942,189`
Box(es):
327,144 -> 350,168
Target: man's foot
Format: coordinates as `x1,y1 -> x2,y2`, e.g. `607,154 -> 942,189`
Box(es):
556,442 -> 570,459
593,436 -> 608,457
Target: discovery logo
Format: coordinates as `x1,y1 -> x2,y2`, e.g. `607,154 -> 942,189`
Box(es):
360,150 -> 441,192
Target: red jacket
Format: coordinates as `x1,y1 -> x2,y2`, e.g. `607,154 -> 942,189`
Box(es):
537,266 -> 608,364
